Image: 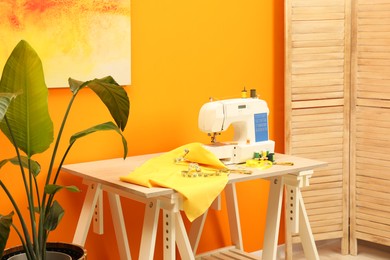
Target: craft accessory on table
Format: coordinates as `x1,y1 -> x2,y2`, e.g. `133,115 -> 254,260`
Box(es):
174,148 -> 189,163
263,151 -> 294,166
180,163 -> 228,178
245,150 -> 273,169
175,150 -> 252,177
245,159 -> 273,169
245,150 -> 294,168
273,161 -> 294,166
180,166 -> 252,178
254,150 -> 271,160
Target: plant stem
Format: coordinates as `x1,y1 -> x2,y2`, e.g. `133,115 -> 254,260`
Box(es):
53,142 -> 75,184
45,92 -> 77,192
3,116 -> 39,259
46,94 -> 76,185
40,92 -> 77,254
33,175 -> 41,211
27,158 -> 40,259
0,181 -> 36,259
46,142 -> 75,211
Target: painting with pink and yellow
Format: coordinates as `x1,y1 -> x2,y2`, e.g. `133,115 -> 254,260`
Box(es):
0,0 -> 131,88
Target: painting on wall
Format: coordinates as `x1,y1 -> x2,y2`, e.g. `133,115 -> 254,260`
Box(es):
0,0 -> 131,88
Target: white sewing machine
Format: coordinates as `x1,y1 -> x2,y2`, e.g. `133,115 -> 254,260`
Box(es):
198,97 -> 275,164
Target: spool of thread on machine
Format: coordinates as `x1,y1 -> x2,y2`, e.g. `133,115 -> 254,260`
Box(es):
241,87 -> 247,98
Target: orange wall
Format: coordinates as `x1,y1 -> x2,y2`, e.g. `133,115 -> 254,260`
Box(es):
1,1 -> 285,259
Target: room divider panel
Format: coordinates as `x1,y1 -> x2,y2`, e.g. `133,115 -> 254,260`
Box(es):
284,0 -> 351,257
285,0 -> 390,257
350,0 -> 390,255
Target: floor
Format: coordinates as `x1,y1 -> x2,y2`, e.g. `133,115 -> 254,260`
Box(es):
254,239 -> 390,259
294,239 -> 390,260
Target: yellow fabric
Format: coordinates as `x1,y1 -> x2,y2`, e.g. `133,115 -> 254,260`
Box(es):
120,142 -> 228,221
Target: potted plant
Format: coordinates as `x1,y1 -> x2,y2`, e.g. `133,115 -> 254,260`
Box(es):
0,40 -> 129,260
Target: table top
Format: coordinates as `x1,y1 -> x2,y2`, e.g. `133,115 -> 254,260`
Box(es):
61,153 -> 326,199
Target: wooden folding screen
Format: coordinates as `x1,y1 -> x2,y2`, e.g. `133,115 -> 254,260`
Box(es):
284,0 -> 351,256
350,0 -> 390,255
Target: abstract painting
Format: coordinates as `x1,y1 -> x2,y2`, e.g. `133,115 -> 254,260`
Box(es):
0,0 -> 131,87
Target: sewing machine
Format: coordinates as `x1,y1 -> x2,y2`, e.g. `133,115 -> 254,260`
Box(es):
198,97 -> 275,164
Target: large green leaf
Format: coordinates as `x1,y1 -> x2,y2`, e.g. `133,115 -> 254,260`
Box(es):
68,77 -> 130,131
44,201 -> 64,231
0,40 -> 53,157
0,212 -> 13,256
70,121 -> 128,159
0,156 -> 41,177
44,184 -> 80,195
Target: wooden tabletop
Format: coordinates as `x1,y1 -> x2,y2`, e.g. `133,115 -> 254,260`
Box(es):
61,153 -> 327,199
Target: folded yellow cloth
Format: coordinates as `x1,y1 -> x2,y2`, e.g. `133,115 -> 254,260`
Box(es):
120,143 -> 228,221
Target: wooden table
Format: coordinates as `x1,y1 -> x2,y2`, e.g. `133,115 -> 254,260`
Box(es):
62,153 -> 326,260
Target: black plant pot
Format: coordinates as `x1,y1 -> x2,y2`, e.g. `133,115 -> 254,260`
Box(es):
1,242 -> 87,260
